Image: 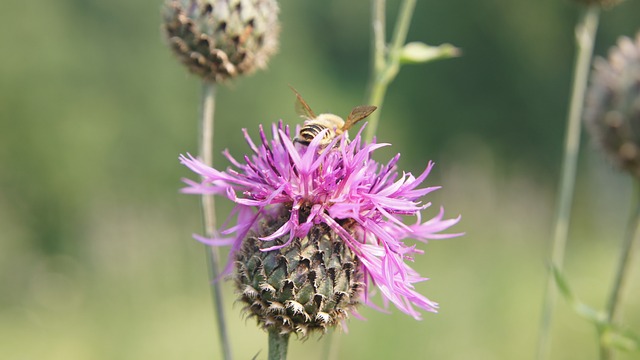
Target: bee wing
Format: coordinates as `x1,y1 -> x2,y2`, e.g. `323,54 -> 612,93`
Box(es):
289,86 -> 317,119
343,105 -> 377,131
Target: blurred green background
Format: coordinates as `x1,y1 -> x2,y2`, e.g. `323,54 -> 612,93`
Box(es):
2,0 -> 640,359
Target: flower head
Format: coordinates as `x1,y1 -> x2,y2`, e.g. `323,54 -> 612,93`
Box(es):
180,121 -> 461,334
163,0 -> 280,82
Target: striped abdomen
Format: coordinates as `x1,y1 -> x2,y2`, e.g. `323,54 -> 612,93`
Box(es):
297,123 -> 337,145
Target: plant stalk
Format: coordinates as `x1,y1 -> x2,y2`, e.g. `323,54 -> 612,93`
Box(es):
199,81 -> 233,360
600,182 -> 640,360
364,0 -> 416,143
371,0 -> 386,76
536,6 -> 600,360
268,330 -> 290,360
321,328 -> 340,360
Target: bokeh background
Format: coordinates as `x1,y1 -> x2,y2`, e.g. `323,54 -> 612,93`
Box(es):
2,0 -> 640,359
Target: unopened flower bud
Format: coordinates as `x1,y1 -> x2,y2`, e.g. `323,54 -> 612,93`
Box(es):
584,33 -> 640,177
162,0 -> 279,82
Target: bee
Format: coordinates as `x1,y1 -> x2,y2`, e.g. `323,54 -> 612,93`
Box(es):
291,87 -> 377,147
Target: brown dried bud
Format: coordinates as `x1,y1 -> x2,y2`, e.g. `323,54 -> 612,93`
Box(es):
162,0 -> 279,82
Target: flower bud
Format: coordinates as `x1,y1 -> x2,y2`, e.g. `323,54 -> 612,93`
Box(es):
584,33 -> 640,177
162,0 -> 280,82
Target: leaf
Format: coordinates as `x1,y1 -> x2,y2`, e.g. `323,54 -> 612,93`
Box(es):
552,266 -> 639,353
551,264 -> 575,302
601,326 -> 640,352
551,264 -> 606,325
399,42 -> 461,64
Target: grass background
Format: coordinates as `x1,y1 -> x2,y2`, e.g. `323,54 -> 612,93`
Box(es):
1,0 -> 640,359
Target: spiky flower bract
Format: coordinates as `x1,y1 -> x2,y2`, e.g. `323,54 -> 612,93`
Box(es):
162,0 -> 279,82
180,122 -> 461,335
585,32 -> 640,178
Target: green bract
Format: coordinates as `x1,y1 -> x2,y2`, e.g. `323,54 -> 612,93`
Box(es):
236,213 -> 363,336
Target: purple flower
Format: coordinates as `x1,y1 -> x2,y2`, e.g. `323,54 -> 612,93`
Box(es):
180,121 -> 461,320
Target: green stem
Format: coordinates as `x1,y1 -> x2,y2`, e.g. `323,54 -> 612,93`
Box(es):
321,328 -> 340,360
364,0 -> 416,143
199,81 -> 232,360
268,330 -> 290,360
600,182 -> 640,359
536,6 -> 600,360
371,0 -> 386,75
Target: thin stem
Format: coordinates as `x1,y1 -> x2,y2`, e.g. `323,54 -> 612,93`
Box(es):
600,182 -> 640,360
372,0 -> 386,75
268,330 -> 290,360
365,73 -> 388,143
364,0 -> 387,145
599,331 -> 609,360
321,329 -> 340,360
606,182 -> 640,324
364,0 -> 416,143
388,0 -> 416,66
199,81 -> 233,360
536,6 -> 600,360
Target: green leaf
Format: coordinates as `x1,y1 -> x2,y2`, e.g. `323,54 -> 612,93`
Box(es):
551,264 -> 606,325
551,264 -> 575,302
601,327 -> 640,352
399,42 -> 461,64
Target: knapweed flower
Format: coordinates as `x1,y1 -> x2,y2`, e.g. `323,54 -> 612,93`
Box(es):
163,0 -> 279,82
585,32 -> 640,178
180,122 -> 461,335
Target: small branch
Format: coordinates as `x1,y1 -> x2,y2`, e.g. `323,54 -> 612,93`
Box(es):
600,182 -> 640,359
606,188 -> 640,321
199,81 -> 233,360
372,0 -> 386,75
365,0 -> 417,143
536,6 -> 600,360
388,0 -> 416,68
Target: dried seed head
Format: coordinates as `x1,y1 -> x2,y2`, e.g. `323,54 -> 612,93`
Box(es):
162,0 -> 279,82
235,207 -> 364,336
584,32 -> 640,178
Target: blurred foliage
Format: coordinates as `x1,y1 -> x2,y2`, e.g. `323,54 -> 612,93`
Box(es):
1,0 -> 640,359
